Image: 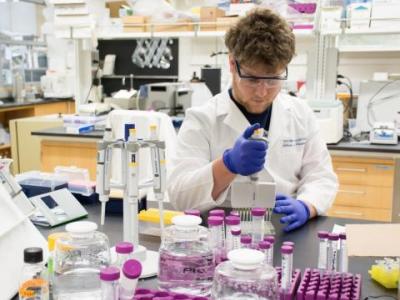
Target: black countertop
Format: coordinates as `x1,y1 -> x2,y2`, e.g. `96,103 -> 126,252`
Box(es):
0,97 -> 73,110
32,126 -> 400,154
30,203 -> 396,299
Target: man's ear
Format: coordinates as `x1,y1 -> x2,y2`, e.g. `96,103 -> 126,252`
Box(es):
228,54 -> 235,73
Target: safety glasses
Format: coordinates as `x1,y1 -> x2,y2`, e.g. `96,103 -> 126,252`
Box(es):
235,59 -> 288,89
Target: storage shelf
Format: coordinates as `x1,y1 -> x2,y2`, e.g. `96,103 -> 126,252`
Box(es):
339,46 -> 400,53
0,38 -> 46,47
97,28 -> 314,40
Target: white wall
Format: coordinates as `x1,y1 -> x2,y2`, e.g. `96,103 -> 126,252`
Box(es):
0,2 -> 38,35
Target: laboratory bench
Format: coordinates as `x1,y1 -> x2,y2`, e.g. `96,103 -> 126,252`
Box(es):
12,202 -> 396,300
30,127 -> 400,222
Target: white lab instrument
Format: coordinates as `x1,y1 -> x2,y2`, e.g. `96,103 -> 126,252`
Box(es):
29,188 -> 88,227
141,82 -> 193,116
370,122 -> 398,145
103,54 -> 116,76
78,103 -> 111,116
104,89 -> 138,110
356,80 -> 400,134
308,100 -> 343,144
96,124 -> 167,278
40,72 -> 74,99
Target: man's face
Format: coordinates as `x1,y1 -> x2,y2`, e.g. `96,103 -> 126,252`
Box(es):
229,56 -> 287,114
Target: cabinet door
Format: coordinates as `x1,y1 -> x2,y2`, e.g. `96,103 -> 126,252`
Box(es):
333,160 -> 394,187
328,205 -> 391,222
34,101 -> 73,116
335,184 -> 392,209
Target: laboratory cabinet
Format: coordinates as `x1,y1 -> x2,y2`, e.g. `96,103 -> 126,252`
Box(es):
328,154 -> 398,222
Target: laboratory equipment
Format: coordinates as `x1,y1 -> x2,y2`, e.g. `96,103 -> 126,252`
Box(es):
308,101 -> 344,144
231,228 -> 241,250
40,72 -> 74,99
115,242 -> 134,268
28,188 -> 88,227
211,248 -> 279,299
47,232 -> 67,290
97,124 -> 166,277
327,233 -> 339,273
138,208 -> 183,236
281,246 -> 294,292
53,221 -> 110,298
251,208 -> 266,245
225,215 -> 240,253
356,80 -> 400,134
317,231 -> 329,272
369,258 -> 399,289
258,241 -> 271,265
208,216 -> 225,264
100,266 -> 120,300
297,269 -> 362,300
369,122 -> 398,145
19,247 -> 49,300
240,235 -> 252,249
104,89 -> 138,110
159,215 -> 214,296
120,259 -> 142,300
264,235 -> 275,266
141,82 -> 193,116
338,233 -> 348,273
103,54 -> 116,76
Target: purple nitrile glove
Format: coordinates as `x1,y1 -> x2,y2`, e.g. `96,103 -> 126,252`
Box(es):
273,193 -> 310,232
222,123 -> 268,176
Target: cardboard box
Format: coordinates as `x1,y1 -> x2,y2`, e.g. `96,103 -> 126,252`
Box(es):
106,1 -> 128,18
122,15 -> 148,32
200,7 -> 225,31
147,18 -> 194,32
216,16 -> 239,31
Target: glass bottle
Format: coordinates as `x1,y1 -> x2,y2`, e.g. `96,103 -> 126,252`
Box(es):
19,247 -> 49,300
211,248 -> 278,299
54,221 -> 110,298
158,215 -> 214,296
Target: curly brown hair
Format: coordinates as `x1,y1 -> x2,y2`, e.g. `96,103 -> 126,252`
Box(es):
225,8 -> 295,70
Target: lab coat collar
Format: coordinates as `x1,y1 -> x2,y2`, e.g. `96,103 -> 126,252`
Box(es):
217,89 -> 292,151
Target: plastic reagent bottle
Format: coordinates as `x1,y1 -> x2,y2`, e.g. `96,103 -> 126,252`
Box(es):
120,259 -> 142,300
19,247 -> 49,300
100,266 -> 120,300
251,208 -> 266,244
225,215 -> 240,253
281,245 -> 294,292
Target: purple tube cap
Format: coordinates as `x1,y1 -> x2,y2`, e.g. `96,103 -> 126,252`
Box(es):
283,241 -> 295,247
258,240 -> 271,250
263,235 -> 275,243
184,209 -> 201,217
100,266 -> 120,281
251,207 -> 266,217
225,215 -> 240,226
116,241 -> 134,254
240,235 -> 252,244
208,216 -> 223,226
339,232 -> 347,239
209,209 -> 225,217
317,231 -> 329,238
281,245 -> 294,254
122,259 -> 142,279
328,233 -> 339,241
230,211 -> 240,217
231,228 -> 241,236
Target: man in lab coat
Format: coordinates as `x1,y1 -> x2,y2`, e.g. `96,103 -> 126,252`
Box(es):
167,9 -> 338,232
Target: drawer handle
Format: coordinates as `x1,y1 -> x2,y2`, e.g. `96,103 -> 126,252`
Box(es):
338,189 -> 366,195
336,167 -> 367,173
333,210 -> 363,216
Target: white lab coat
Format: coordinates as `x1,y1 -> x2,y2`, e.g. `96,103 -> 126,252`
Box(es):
167,89 -> 338,214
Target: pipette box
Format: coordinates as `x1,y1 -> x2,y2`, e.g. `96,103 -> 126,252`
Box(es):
297,269 -> 362,300
19,177 -> 68,197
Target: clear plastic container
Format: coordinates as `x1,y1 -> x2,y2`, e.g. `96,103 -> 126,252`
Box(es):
53,221 -> 111,298
211,249 -> 279,300
158,215 -> 214,296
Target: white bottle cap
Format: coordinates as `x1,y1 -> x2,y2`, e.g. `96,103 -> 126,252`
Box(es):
66,221 -> 98,236
172,215 -> 202,229
228,249 -> 265,270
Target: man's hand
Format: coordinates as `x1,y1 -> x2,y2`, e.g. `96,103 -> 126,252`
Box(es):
273,193 -> 310,232
222,123 -> 268,176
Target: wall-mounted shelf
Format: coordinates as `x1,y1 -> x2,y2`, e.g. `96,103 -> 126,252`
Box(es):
0,38 -> 46,47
